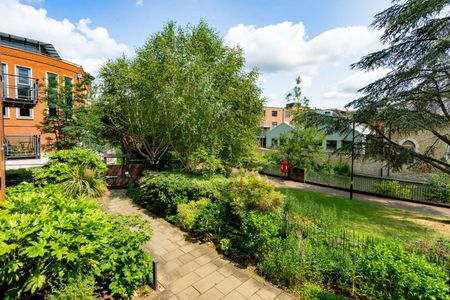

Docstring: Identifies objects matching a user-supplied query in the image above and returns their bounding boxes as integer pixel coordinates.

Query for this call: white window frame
[3,106,10,119]
[1,63,8,97]
[14,65,32,100]
[16,107,34,120]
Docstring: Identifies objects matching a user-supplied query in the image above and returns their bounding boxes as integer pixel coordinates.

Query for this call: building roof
[0,32,61,60]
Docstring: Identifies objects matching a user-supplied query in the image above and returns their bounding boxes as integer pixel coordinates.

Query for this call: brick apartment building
[0,32,87,165]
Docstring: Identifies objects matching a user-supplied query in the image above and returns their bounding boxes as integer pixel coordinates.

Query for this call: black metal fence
[260,164,450,206]
[306,171,443,205]
[4,135,41,159]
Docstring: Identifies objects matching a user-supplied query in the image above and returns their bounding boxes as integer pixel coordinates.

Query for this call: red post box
[280,161,289,174]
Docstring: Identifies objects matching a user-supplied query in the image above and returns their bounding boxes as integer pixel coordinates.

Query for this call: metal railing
[1,73,39,104]
[4,135,40,159]
[305,171,442,204]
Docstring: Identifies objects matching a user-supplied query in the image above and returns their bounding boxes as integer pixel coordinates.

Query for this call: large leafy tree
[322,0,450,174]
[97,21,263,168]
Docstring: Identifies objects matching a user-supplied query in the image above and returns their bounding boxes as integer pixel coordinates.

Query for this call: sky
[0,0,391,109]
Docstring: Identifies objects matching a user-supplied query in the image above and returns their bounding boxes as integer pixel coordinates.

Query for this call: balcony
[4,135,41,159]
[1,74,39,107]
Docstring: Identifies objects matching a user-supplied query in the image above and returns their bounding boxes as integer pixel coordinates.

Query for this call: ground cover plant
[0,183,153,299]
[131,170,449,299]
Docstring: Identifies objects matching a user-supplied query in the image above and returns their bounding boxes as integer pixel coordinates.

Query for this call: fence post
[350,121,355,199]
[152,259,159,290]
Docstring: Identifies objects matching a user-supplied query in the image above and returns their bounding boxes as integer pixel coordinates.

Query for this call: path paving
[266,175,450,218]
[100,190,297,300]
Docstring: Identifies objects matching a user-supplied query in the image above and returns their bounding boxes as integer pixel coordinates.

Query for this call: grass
[280,188,450,243]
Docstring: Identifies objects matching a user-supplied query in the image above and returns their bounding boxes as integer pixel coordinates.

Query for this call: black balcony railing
[4,135,41,159]
[1,74,39,106]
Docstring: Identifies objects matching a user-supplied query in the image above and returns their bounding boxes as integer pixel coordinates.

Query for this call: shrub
[257,234,301,287]
[425,173,450,204]
[354,242,449,299]
[228,171,284,219]
[193,201,228,240]
[333,161,350,176]
[0,184,153,299]
[5,168,34,187]
[34,148,107,186]
[138,172,228,217]
[373,180,413,198]
[241,211,282,259]
[177,198,211,230]
[47,278,97,300]
[320,160,335,175]
[62,165,107,198]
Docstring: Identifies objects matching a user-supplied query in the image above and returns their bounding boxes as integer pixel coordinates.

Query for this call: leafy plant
[5,168,34,187]
[373,180,413,198]
[425,173,450,204]
[47,278,98,300]
[34,148,107,186]
[62,165,107,198]
[0,184,153,299]
[228,171,284,219]
[177,198,211,230]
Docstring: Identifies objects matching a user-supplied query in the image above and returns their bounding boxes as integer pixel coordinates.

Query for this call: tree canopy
[97,21,264,169]
[318,0,450,174]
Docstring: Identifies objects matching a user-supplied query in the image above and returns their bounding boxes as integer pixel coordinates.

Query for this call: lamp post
[350,120,355,199]
[0,71,6,200]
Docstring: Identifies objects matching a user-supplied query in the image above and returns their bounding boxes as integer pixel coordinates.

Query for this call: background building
[0,32,87,168]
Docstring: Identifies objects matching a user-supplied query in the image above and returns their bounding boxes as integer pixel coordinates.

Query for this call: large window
[1,64,7,97]
[47,72,59,117]
[3,106,9,118]
[16,107,33,119]
[272,110,278,117]
[16,66,31,100]
[402,140,417,163]
[64,76,74,119]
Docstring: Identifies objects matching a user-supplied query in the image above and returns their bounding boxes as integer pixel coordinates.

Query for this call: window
[326,140,337,150]
[272,110,278,117]
[272,122,278,128]
[63,77,74,119]
[47,73,59,116]
[1,63,7,97]
[16,107,33,119]
[16,66,31,100]
[3,106,9,118]
[284,111,290,118]
[402,140,417,163]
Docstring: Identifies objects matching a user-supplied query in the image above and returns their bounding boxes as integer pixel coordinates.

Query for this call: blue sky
[1,0,391,108]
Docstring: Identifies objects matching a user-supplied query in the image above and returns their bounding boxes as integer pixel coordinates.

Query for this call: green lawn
[280,188,450,242]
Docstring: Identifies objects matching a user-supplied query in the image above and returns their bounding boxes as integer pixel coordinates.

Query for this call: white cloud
[0,0,129,74]
[135,0,144,6]
[224,21,380,76]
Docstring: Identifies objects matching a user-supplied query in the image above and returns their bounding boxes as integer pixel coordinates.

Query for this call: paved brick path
[100,190,297,300]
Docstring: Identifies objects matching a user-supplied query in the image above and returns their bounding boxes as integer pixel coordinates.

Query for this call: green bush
[373,180,413,198]
[177,198,211,230]
[354,242,449,299]
[228,171,284,219]
[138,171,228,217]
[5,168,34,187]
[241,211,282,259]
[257,234,301,287]
[193,201,228,240]
[333,161,350,176]
[34,148,107,186]
[47,278,97,300]
[0,184,153,299]
[426,173,450,204]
